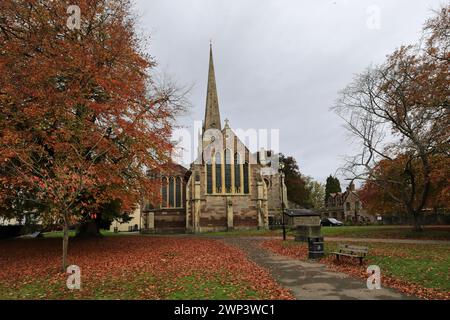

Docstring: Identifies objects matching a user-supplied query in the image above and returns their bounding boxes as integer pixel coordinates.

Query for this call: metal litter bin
[308,236,324,259]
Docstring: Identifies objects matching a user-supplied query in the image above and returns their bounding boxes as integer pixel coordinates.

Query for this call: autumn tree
[334,6,449,230]
[0,0,186,270]
[360,154,450,217]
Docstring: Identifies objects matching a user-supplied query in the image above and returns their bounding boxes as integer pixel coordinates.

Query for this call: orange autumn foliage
[0,1,185,268]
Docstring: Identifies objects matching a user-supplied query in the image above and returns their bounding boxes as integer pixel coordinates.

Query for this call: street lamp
[279,162,286,241]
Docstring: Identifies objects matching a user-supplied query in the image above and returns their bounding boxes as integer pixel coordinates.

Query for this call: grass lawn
[207,225,450,240]
[320,225,450,240]
[262,239,450,299]
[41,229,132,238]
[205,229,278,237]
[325,242,450,292]
[0,236,292,300]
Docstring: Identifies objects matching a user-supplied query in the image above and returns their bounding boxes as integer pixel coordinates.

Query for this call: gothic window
[215,152,222,193]
[346,202,351,210]
[243,161,249,194]
[234,152,241,193]
[225,149,232,193]
[175,177,182,207]
[168,177,175,207]
[206,160,213,194]
[161,177,167,207]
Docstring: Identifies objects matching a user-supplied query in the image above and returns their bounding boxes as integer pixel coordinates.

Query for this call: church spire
[203,42,221,131]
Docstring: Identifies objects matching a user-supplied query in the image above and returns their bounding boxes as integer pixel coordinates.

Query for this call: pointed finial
[224,118,229,128]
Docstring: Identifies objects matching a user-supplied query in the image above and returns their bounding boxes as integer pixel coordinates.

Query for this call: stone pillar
[193,180,201,233]
[185,183,191,230]
[257,181,266,229]
[147,212,154,230]
[226,197,233,230]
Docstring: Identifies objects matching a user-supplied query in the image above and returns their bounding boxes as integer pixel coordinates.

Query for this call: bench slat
[333,244,369,266]
[331,252,364,258]
[341,249,368,254]
[338,244,368,254]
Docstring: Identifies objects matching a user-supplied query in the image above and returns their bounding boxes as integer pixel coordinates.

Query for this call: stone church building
[111,46,286,234]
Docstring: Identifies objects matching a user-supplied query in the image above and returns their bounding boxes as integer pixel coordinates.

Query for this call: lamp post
[279,162,286,241]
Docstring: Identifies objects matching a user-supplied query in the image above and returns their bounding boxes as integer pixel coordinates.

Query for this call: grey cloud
[135,0,444,183]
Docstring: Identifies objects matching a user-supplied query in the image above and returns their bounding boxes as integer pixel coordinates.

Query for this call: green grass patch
[205,225,450,240]
[204,229,281,237]
[321,225,450,240]
[205,228,298,238]
[323,241,450,292]
[164,274,260,300]
[91,272,158,300]
[41,229,133,238]
[0,271,264,300]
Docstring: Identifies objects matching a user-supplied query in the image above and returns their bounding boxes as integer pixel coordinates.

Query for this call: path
[216,237,413,300]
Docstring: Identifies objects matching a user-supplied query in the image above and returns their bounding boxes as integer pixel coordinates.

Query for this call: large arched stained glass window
[234,152,241,193]
[225,149,232,193]
[168,177,175,207]
[215,152,222,193]
[175,177,182,207]
[243,161,249,194]
[161,177,168,207]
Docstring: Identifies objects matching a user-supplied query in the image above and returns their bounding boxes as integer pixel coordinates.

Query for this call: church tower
[203,44,221,132]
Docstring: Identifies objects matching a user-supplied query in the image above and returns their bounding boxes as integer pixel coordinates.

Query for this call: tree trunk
[75,220,101,238]
[62,215,69,272]
[412,210,423,232]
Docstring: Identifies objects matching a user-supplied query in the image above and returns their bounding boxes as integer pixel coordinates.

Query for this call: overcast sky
[134,0,446,184]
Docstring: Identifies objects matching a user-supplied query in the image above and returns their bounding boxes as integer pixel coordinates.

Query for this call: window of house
[346,202,350,210]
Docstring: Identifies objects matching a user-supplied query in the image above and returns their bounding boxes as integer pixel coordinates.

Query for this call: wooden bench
[331,244,368,265]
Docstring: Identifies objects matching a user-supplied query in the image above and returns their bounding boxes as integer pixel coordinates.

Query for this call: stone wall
[186,161,265,233]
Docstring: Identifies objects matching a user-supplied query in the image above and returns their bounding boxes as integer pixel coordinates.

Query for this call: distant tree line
[279,154,325,210]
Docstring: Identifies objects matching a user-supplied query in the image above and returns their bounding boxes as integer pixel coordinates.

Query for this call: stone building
[322,182,374,223]
[141,163,189,233]
[115,45,287,234]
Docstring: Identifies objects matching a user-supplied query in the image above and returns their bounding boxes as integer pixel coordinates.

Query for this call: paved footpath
[216,237,414,300]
